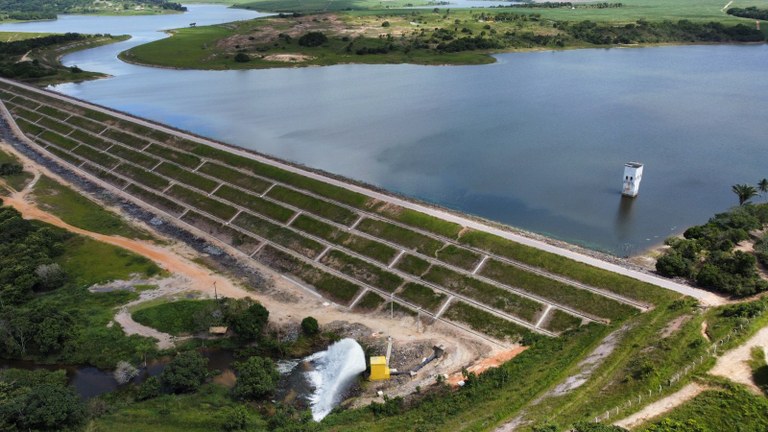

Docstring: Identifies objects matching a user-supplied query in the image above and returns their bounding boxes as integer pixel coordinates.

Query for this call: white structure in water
[622,162,643,197]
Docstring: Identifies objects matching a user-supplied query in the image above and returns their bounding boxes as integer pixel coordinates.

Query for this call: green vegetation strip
[443,301,531,342]
[320,249,403,292]
[189,144,371,207]
[7,103,42,123]
[542,308,583,334]
[69,129,111,150]
[80,163,128,189]
[291,214,397,264]
[395,253,431,276]
[398,282,446,313]
[233,212,324,258]
[480,259,636,322]
[36,104,70,121]
[71,144,120,170]
[125,184,185,216]
[435,244,482,271]
[103,128,149,149]
[354,291,385,311]
[144,144,201,168]
[44,145,82,166]
[13,118,44,136]
[39,130,79,150]
[197,162,271,194]
[36,116,73,135]
[356,217,444,256]
[368,201,464,239]
[167,184,236,221]
[67,114,106,134]
[214,184,294,223]
[181,210,261,254]
[267,184,357,225]
[156,162,218,193]
[460,229,670,304]
[108,144,160,169]
[422,264,543,322]
[258,245,361,303]
[114,163,170,190]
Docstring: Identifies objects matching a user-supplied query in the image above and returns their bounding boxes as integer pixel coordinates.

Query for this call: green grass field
[132,299,219,336]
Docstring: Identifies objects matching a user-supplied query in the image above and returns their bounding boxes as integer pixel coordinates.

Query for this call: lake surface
[1,6,766,255]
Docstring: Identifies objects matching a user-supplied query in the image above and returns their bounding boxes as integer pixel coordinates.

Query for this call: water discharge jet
[305,338,366,421]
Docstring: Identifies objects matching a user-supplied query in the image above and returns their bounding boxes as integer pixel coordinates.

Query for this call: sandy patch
[263,53,314,63]
[613,382,708,429]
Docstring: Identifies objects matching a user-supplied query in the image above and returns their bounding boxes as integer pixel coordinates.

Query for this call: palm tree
[758,178,768,201]
[732,183,758,206]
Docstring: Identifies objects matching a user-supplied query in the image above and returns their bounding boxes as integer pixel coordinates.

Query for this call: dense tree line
[0,33,93,80]
[0,369,86,431]
[559,19,764,45]
[656,204,768,296]
[727,7,768,21]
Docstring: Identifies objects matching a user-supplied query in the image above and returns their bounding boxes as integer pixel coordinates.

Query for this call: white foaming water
[305,338,366,421]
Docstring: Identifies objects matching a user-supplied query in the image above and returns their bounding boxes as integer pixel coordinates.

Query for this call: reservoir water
[1,6,766,254]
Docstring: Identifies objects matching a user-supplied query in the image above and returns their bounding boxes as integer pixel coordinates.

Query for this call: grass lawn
[156,162,218,193]
[354,290,385,311]
[132,299,219,336]
[395,253,431,277]
[542,309,583,334]
[31,175,152,239]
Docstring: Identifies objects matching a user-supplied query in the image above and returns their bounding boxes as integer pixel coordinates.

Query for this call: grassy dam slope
[0,78,687,345]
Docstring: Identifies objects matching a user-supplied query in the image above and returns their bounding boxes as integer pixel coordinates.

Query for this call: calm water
[1,6,766,255]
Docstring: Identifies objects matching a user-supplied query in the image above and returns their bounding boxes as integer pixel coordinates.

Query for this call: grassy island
[119,0,767,70]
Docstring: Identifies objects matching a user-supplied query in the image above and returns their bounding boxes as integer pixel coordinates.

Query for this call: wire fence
[593,315,759,424]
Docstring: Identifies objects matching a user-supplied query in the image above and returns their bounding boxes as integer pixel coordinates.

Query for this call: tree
[226,300,269,341]
[14,384,85,431]
[382,21,390,27]
[301,316,319,336]
[234,52,250,63]
[732,183,758,205]
[160,351,208,393]
[114,361,139,384]
[298,32,327,47]
[232,356,279,400]
[759,178,768,201]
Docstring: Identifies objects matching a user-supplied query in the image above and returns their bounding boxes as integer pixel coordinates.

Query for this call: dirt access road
[614,323,768,429]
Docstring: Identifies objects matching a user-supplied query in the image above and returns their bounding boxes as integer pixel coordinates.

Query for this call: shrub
[382,21,390,27]
[234,52,250,63]
[136,376,161,401]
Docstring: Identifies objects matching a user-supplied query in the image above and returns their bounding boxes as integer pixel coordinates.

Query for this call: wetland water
[1,6,767,254]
